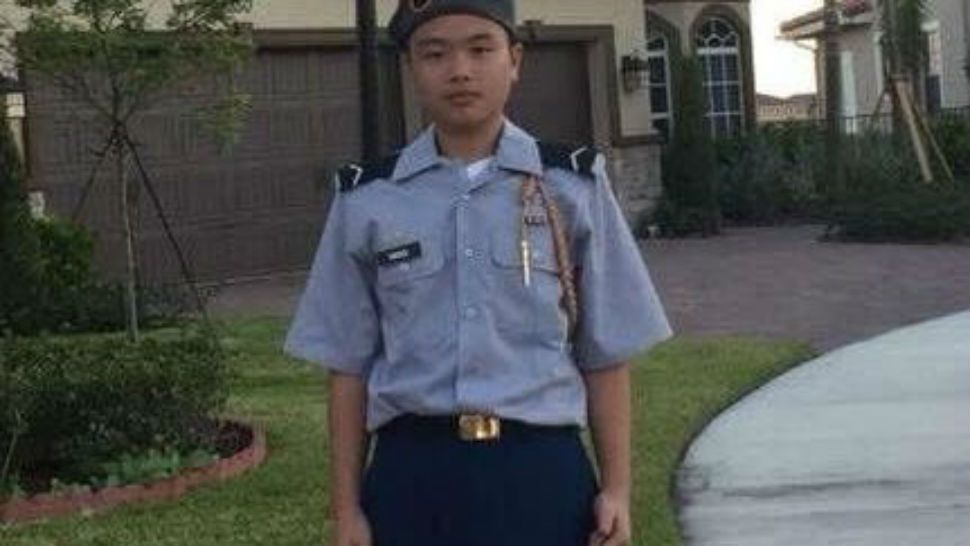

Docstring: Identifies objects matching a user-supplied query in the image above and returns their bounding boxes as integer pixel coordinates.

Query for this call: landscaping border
[0,421,266,524]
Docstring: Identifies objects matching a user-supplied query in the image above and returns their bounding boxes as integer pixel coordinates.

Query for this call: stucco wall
[929,0,970,108]
[839,28,881,117]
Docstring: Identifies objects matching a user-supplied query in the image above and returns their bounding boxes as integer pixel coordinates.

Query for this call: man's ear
[509,42,524,83]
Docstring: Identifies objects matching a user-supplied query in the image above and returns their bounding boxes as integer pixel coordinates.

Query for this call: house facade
[781,0,970,126]
[1,1,753,282]
[644,1,757,139]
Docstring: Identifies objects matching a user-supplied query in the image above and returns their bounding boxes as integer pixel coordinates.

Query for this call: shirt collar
[391,118,544,183]
[494,119,544,177]
[391,125,443,182]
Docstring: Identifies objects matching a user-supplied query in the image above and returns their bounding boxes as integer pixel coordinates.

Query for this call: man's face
[406,14,523,133]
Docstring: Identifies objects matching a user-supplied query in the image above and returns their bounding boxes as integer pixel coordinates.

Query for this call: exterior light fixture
[620,50,650,93]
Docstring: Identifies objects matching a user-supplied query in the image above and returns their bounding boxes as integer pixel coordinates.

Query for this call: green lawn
[0,317,812,546]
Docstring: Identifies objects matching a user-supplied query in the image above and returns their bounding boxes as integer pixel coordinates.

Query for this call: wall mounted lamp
[620,50,650,93]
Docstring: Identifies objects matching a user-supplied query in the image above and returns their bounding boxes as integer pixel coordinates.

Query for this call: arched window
[646,32,673,138]
[695,17,744,137]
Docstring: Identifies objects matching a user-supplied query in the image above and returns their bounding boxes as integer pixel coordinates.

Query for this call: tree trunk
[117,137,140,343]
[823,0,842,197]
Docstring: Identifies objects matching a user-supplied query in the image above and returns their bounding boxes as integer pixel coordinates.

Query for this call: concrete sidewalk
[677,311,970,546]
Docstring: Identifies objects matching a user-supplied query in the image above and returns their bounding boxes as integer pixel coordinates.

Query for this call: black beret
[388,0,517,48]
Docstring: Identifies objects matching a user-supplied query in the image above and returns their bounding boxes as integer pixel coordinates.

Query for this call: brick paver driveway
[642,225,970,350]
[211,225,970,351]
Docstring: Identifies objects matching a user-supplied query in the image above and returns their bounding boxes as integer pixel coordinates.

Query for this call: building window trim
[695,16,745,138]
[646,32,674,138]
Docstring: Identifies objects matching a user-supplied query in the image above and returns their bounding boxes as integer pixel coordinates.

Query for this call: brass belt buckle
[458,414,501,441]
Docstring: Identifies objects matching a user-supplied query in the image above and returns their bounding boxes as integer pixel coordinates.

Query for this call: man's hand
[333,506,373,546]
[589,489,632,546]
[328,372,371,546]
[583,363,633,546]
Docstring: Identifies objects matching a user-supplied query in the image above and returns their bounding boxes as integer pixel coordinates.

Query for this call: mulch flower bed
[0,420,266,524]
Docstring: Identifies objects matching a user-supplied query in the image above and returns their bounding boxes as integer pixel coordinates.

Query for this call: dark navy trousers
[361,415,599,546]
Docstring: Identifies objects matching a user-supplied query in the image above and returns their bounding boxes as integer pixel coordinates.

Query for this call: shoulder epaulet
[337,153,401,193]
[536,141,600,180]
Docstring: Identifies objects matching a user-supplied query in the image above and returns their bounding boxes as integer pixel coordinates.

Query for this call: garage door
[507,42,593,145]
[25,44,403,283]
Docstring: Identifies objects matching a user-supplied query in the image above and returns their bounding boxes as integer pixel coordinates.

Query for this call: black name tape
[376,242,422,266]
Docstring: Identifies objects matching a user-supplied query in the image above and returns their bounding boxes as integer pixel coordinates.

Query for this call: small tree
[653,56,721,237]
[1,0,254,341]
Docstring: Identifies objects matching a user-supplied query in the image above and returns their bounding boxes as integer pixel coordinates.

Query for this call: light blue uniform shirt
[285,120,672,432]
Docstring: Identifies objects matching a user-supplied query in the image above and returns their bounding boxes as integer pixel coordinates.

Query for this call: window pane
[648,57,667,84]
[715,20,730,36]
[730,114,744,135]
[711,55,725,82]
[650,87,669,113]
[712,85,727,112]
[725,55,740,82]
[727,84,741,110]
[698,54,708,74]
[653,118,670,139]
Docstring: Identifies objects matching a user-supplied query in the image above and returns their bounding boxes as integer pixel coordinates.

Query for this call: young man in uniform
[285,1,672,545]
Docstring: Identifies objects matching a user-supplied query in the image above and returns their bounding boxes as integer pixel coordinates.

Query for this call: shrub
[653,57,721,237]
[0,330,228,494]
[2,110,199,336]
[930,111,970,180]
[716,125,823,225]
[825,131,970,241]
[1,213,196,336]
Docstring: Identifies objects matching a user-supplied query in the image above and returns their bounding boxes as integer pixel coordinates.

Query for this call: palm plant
[876,0,953,183]
[881,0,928,83]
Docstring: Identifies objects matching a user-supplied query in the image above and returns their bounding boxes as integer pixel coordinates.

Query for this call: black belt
[377,413,580,442]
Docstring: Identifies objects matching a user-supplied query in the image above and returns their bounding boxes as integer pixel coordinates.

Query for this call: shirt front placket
[452,162,503,411]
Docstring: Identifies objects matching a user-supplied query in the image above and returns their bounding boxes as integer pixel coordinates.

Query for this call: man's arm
[583,361,633,546]
[328,371,373,546]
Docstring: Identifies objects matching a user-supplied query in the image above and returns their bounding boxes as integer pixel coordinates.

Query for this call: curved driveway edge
[677,311,970,546]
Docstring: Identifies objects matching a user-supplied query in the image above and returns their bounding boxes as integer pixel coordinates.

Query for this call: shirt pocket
[375,238,445,288]
[490,229,568,346]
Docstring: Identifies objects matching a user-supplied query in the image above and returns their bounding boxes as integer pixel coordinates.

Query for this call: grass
[0,317,813,546]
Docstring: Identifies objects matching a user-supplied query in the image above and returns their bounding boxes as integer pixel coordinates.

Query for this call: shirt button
[464,248,475,258]
[464,306,478,319]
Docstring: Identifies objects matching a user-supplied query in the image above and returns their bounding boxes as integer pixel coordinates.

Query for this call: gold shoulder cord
[520,176,580,340]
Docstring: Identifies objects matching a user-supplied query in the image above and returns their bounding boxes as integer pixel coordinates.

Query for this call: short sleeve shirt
[285,120,672,431]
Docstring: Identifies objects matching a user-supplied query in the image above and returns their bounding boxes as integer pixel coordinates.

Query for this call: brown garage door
[507,42,593,144]
[25,43,403,284]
